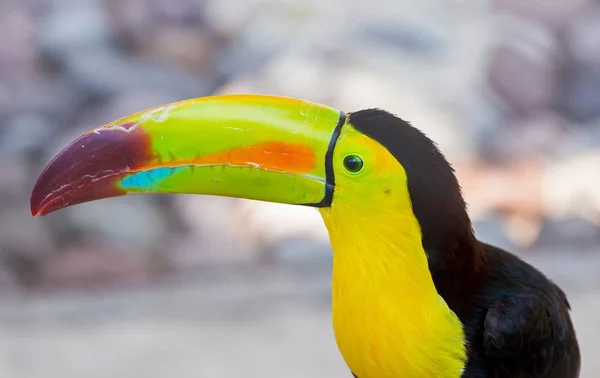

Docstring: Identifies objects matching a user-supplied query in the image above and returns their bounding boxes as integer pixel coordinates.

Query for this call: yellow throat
[319,203,467,378]
[317,125,467,378]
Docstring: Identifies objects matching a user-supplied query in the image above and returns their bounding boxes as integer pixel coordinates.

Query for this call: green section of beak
[30,94,345,216]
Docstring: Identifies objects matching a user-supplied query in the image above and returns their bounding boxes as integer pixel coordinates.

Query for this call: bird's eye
[343,154,364,174]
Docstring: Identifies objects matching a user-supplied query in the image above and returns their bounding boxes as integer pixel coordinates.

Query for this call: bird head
[30,94,472,266]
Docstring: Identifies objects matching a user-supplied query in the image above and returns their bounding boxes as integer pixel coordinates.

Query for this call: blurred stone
[64,196,166,251]
[0,250,41,288]
[260,52,332,101]
[553,120,600,157]
[473,216,519,253]
[236,200,329,245]
[558,64,600,122]
[202,0,256,34]
[536,217,600,248]
[540,151,600,224]
[168,196,263,269]
[492,0,593,30]
[0,77,77,122]
[0,4,37,79]
[104,90,188,115]
[139,26,220,70]
[1,114,55,157]
[461,89,511,150]
[457,158,546,221]
[0,207,54,287]
[503,214,544,248]
[147,0,206,24]
[0,261,16,290]
[215,4,324,79]
[271,237,331,272]
[488,40,558,114]
[105,0,208,50]
[168,234,259,270]
[0,208,55,260]
[0,160,28,202]
[168,197,331,270]
[481,111,567,161]
[331,67,476,160]
[357,23,447,56]
[42,243,153,289]
[36,2,112,60]
[581,120,600,149]
[104,0,152,49]
[561,8,600,67]
[62,47,216,100]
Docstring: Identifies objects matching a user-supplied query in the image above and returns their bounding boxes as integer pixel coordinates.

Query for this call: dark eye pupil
[343,155,364,173]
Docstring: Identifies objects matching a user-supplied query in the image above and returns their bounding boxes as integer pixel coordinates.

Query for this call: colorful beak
[30,94,346,217]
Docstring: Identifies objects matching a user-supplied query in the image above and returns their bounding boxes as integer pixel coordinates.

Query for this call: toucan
[30,94,580,378]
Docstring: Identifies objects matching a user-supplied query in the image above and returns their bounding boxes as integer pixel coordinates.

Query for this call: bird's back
[456,242,581,378]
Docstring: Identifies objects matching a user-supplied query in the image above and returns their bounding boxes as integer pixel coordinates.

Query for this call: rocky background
[0,0,599,377]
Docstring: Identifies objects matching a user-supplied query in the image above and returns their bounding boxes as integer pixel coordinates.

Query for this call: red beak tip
[31,207,43,217]
[30,200,43,218]
[30,185,56,218]
[30,194,63,218]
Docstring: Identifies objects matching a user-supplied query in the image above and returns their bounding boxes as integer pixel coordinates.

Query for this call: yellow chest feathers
[320,206,467,378]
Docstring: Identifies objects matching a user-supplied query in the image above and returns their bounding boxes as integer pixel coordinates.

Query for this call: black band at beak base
[304,111,346,208]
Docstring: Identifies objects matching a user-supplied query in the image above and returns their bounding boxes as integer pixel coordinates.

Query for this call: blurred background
[1,0,599,376]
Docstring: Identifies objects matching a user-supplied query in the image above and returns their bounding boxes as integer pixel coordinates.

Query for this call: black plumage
[347,109,580,378]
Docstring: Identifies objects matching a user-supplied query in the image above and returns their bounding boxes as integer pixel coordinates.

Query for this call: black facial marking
[305,110,346,208]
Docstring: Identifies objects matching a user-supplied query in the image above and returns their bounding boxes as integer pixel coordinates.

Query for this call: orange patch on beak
[146,142,317,174]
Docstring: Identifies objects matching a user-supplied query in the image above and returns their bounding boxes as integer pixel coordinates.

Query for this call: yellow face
[327,123,412,214]
[318,121,467,378]
[318,122,427,275]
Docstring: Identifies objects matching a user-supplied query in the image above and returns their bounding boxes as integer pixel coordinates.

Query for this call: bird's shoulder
[477,242,580,378]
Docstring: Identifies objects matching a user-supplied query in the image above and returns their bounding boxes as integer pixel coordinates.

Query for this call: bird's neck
[319,204,467,378]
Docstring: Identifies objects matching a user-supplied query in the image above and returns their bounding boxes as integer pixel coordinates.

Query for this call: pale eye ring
[343,154,364,174]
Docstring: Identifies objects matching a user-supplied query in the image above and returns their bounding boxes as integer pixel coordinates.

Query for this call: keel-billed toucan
[30,95,580,377]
